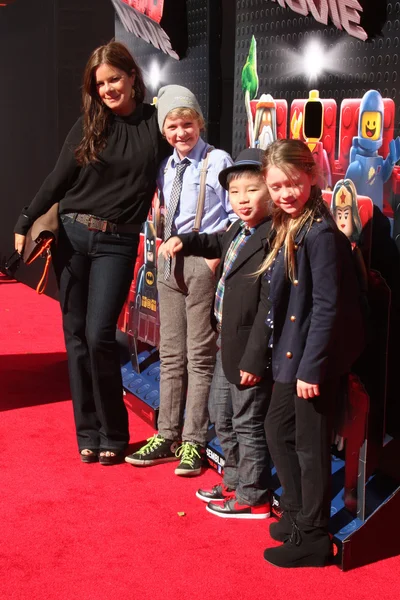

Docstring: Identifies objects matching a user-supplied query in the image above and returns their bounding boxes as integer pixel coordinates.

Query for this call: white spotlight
[149,61,161,90]
[281,38,348,83]
[303,40,325,81]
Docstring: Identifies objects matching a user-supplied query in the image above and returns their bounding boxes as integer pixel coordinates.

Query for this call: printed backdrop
[232,0,400,156]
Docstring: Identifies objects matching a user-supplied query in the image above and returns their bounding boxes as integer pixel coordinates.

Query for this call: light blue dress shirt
[157,137,236,235]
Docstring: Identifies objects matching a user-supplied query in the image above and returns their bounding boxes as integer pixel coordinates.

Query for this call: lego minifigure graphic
[127,221,161,372]
[136,221,158,317]
[346,89,400,211]
[331,179,362,245]
[330,179,368,301]
[129,220,161,367]
[330,180,369,515]
[303,90,332,188]
[253,94,277,150]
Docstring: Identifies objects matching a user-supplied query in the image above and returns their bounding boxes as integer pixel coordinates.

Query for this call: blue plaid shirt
[214,222,256,325]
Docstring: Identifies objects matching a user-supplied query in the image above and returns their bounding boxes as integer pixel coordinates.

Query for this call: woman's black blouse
[14,103,170,235]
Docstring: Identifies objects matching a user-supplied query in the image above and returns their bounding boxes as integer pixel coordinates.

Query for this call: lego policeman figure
[346,89,400,211]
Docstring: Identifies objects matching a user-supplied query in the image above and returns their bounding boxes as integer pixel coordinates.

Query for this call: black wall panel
[0,1,57,285]
[0,0,114,295]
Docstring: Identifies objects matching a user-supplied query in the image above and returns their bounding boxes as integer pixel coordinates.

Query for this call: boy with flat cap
[161,148,274,519]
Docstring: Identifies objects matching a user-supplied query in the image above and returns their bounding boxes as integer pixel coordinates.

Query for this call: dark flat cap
[219,147,264,190]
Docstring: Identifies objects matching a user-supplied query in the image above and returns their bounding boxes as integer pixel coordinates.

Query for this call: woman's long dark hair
[75,41,146,166]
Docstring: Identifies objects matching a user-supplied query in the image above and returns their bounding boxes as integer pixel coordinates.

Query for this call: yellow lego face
[361,111,382,141]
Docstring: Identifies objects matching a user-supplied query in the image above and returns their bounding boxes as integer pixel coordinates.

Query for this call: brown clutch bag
[22,203,59,294]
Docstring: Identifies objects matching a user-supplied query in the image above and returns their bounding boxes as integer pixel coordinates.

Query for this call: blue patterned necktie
[164,158,189,280]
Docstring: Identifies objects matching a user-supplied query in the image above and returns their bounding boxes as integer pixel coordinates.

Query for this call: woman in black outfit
[14,41,168,465]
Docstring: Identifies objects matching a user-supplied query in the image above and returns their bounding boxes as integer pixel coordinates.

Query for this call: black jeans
[265,380,337,529]
[53,215,139,451]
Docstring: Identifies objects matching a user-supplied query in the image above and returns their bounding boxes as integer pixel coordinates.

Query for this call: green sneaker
[174,442,203,477]
[125,434,179,466]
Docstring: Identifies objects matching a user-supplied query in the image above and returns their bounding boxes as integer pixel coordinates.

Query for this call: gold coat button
[293,279,299,286]
[286,351,293,359]
[316,217,322,223]
[294,244,298,250]
[290,315,296,322]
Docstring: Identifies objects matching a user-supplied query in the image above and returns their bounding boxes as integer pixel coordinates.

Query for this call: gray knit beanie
[157,85,203,132]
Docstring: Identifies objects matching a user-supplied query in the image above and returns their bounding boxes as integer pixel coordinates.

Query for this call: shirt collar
[239,220,256,236]
[172,137,207,167]
[239,217,271,236]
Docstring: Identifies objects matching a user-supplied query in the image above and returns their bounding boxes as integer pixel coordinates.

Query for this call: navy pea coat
[179,218,272,385]
[267,214,365,384]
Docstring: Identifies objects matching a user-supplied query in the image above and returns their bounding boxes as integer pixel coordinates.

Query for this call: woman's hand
[297,379,320,399]
[240,370,261,386]
[160,237,182,259]
[14,234,26,255]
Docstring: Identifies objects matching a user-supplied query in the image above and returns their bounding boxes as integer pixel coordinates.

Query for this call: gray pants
[157,254,217,446]
[209,345,273,505]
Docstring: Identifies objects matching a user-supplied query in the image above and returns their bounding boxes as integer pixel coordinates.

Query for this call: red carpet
[1,274,400,600]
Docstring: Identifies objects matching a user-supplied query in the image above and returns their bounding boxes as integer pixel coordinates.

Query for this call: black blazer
[179,218,272,384]
[267,213,365,384]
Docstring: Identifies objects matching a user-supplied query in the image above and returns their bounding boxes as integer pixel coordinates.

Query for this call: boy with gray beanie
[126,85,235,476]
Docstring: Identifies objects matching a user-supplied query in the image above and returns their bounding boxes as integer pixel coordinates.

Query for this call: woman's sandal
[99,449,126,466]
[80,449,99,464]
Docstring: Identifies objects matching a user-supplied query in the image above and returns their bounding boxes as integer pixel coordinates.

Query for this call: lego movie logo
[269,0,368,41]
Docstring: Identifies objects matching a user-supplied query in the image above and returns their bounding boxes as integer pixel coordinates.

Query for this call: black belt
[64,213,142,234]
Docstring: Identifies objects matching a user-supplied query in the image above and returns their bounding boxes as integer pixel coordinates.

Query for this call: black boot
[269,511,295,542]
[264,522,332,568]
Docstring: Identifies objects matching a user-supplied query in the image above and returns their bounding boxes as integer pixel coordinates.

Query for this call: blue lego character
[346,89,400,211]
